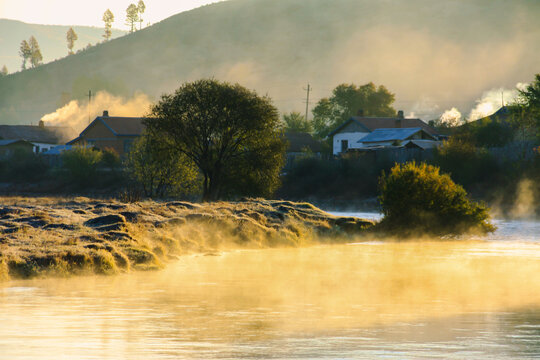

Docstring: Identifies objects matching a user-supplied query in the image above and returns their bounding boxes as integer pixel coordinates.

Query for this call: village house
[357,127,438,148]
[328,110,440,155]
[67,111,145,156]
[0,121,74,154]
[67,111,323,159]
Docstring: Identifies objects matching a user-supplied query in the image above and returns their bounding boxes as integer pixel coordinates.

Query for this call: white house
[329,112,440,155]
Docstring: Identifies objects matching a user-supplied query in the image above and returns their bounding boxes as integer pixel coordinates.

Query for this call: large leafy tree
[66,27,78,55]
[126,132,199,198]
[144,79,286,201]
[102,9,114,41]
[125,4,139,33]
[19,40,31,69]
[0,65,7,77]
[28,36,42,68]
[312,82,396,138]
[282,111,313,133]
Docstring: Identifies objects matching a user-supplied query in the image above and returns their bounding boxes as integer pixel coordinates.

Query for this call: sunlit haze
[0,0,225,27]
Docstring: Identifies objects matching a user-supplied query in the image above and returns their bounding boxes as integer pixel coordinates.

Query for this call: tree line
[10,1,147,74]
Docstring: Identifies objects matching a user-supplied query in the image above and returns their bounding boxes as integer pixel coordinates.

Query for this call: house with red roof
[67,111,145,156]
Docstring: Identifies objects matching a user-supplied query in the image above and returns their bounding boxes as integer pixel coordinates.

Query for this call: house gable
[80,118,117,139]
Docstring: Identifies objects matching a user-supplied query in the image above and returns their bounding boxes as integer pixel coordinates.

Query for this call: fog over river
[1,214,539,359]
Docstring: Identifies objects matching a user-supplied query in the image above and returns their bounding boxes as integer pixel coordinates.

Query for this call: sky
[0,0,225,28]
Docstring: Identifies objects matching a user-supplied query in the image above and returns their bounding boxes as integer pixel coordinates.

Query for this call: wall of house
[31,143,57,153]
[74,120,138,156]
[333,132,369,155]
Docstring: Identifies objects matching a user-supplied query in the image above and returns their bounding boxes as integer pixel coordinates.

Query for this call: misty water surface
[0,215,539,359]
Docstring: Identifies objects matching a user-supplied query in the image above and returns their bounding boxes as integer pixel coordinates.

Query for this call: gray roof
[358,127,434,143]
[0,139,34,146]
[0,125,75,144]
[329,116,439,137]
[403,140,440,150]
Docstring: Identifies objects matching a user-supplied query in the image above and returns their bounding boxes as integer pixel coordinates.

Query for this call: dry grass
[0,197,374,280]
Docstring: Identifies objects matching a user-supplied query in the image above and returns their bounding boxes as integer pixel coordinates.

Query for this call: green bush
[62,146,103,186]
[433,137,500,187]
[0,149,49,182]
[378,161,495,236]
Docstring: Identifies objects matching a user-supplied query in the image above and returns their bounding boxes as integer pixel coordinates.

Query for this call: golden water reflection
[1,240,540,359]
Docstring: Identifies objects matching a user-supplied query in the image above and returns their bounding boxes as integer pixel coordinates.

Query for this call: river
[1,214,539,359]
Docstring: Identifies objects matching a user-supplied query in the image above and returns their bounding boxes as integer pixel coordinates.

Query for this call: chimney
[357,109,364,117]
[397,110,404,119]
[38,120,44,128]
[102,110,109,117]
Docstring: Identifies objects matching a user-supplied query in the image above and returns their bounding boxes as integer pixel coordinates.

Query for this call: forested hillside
[0,19,125,74]
[1,0,539,125]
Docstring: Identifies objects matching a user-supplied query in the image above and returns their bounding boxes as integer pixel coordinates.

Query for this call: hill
[0,19,126,75]
[0,0,539,125]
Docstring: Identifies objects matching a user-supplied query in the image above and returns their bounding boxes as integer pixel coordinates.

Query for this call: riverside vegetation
[0,197,373,281]
[0,162,496,281]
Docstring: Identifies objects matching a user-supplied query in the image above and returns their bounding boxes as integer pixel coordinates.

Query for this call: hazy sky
[0,0,225,27]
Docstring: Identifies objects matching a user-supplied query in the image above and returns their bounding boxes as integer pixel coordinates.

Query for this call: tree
[125,4,139,33]
[126,132,199,198]
[515,73,540,141]
[312,82,396,138]
[19,40,31,70]
[28,36,42,68]
[66,27,78,55]
[137,0,146,30]
[102,9,115,41]
[0,65,7,76]
[378,161,495,236]
[144,79,286,201]
[62,146,103,186]
[282,111,313,133]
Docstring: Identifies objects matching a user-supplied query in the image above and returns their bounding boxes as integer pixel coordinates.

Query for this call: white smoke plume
[41,91,153,133]
[438,107,463,127]
[467,83,527,121]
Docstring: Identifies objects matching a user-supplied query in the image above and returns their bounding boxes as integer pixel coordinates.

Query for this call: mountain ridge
[0,0,539,125]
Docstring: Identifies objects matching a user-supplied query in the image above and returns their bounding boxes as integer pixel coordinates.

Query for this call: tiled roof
[0,125,74,144]
[99,116,146,136]
[329,116,439,137]
[403,139,440,150]
[358,127,429,143]
[0,139,33,146]
[351,116,439,135]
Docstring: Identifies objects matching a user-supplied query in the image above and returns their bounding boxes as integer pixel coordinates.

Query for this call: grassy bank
[0,197,374,281]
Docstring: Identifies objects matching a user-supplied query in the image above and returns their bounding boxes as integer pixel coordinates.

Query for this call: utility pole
[304,83,311,121]
[501,90,505,108]
[88,90,92,122]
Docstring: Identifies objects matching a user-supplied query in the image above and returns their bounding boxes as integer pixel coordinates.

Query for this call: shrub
[378,161,495,236]
[433,137,500,187]
[0,149,49,182]
[62,146,103,186]
[100,147,121,169]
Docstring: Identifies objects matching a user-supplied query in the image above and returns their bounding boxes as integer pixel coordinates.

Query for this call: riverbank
[0,197,374,281]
